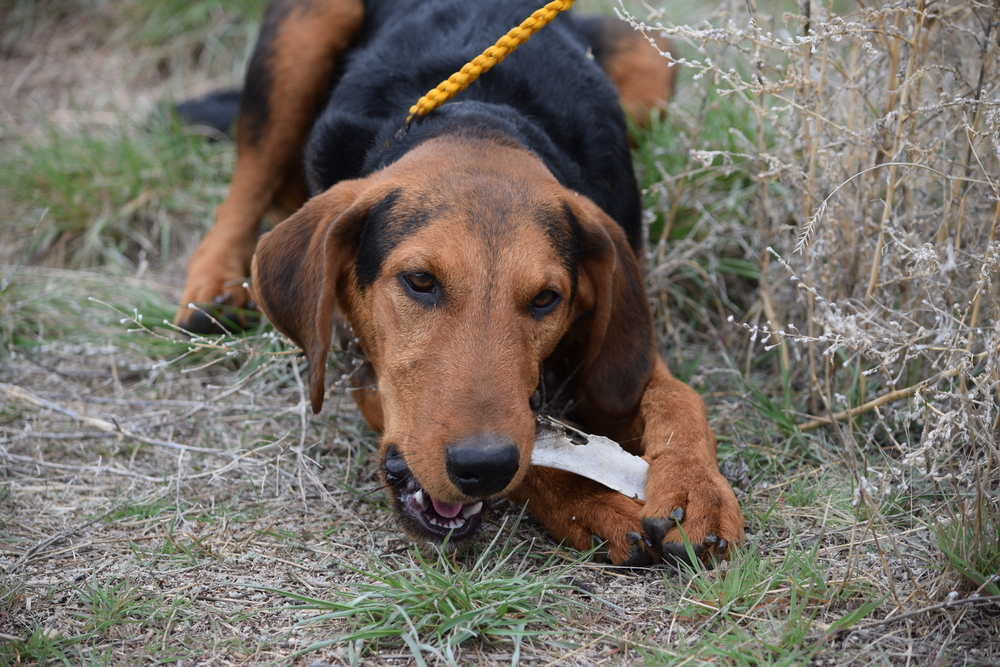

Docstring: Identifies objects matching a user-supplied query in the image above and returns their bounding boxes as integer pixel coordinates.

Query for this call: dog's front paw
[175,282,258,334]
[175,262,258,334]
[565,484,655,567]
[588,528,654,568]
[516,471,657,567]
[640,460,744,567]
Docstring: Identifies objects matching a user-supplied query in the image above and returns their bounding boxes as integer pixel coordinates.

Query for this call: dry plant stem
[963,201,999,383]
[865,0,926,305]
[809,14,834,405]
[1,451,162,481]
[799,365,965,432]
[798,0,822,408]
[656,173,686,265]
[755,78,790,377]
[7,504,121,571]
[758,258,789,376]
[952,20,994,253]
[830,595,1000,637]
[856,0,926,408]
[0,382,228,457]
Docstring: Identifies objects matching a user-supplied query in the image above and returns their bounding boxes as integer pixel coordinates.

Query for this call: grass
[936,497,1000,598]
[0,115,233,272]
[1,0,999,665]
[269,516,591,666]
[124,0,268,48]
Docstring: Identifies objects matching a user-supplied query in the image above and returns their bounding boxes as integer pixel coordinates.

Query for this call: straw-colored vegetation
[1,0,997,664]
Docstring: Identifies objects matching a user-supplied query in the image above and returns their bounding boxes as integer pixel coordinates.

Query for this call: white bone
[531,416,648,501]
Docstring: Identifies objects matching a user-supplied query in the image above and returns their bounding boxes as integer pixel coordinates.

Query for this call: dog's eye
[530,289,561,316]
[399,271,442,307]
[404,272,436,293]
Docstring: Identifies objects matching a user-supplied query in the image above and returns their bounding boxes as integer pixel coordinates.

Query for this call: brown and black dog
[174,0,743,566]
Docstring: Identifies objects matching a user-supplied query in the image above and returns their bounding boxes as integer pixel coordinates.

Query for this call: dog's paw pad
[641,507,685,544]
[660,540,703,566]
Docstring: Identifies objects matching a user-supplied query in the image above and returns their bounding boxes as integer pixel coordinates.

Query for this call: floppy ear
[571,196,655,420]
[251,177,371,413]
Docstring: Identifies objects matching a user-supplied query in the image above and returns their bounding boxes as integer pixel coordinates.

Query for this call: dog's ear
[570,196,655,420]
[251,177,372,413]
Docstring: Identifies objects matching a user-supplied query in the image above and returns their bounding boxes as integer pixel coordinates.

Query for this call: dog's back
[304,0,642,247]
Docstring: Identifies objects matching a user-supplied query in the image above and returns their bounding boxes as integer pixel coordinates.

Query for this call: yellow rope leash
[406,0,576,123]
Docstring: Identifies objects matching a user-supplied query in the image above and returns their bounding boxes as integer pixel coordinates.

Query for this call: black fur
[355,189,432,289]
[304,0,642,252]
[178,1,644,252]
[175,89,241,137]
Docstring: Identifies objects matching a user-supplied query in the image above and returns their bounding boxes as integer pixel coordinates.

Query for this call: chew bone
[531,416,649,500]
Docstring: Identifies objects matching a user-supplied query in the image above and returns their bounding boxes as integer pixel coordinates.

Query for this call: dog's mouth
[382,445,485,544]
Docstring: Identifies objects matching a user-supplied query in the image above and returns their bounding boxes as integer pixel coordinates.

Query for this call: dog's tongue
[431,497,464,518]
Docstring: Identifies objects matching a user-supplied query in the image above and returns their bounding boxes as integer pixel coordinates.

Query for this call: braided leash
[405,0,576,123]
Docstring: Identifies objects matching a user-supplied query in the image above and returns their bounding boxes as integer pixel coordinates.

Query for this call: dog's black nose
[446,435,520,498]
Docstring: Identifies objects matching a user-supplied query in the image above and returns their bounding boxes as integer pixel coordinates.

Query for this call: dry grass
[2,0,999,665]
[629,0,999,578]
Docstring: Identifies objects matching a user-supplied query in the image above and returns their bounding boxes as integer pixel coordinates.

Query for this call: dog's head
[252,136,652,546]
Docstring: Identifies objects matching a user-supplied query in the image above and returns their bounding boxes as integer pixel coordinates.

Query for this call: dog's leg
[578,16,675,127]
[337,318,385,432]
[175,0,364,333]
[515,362,743,567]
[636,357,745,563]
[506,467,655,566]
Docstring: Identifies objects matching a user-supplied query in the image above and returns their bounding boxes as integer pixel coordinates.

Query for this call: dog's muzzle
[382,444,494,545]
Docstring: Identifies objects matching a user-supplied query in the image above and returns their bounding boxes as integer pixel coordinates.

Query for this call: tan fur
[188,4,741,564]
[251,137,744,562]
[601,24,677,126]
[175,0,364,325]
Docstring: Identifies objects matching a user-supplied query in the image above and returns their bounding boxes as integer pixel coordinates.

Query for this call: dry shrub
[628,0,999,585]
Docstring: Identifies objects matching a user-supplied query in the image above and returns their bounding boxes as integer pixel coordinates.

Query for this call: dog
[174,0,744,566]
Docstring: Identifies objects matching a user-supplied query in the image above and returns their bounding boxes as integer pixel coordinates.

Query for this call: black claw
[717,539,728,552]
[642,517,673,545]
[590,534,609,564]
[620,531,654,567]
[670,507,685,523]
[704,533,718,546]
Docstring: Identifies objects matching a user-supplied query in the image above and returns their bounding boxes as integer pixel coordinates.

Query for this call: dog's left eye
[399,271,442,307]
[404,272,436,292]
[530,289,561,316]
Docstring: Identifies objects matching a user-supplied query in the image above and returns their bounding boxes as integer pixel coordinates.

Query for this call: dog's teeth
[427,515,466,530]
[414,489,429,510]
[461,502,484,518]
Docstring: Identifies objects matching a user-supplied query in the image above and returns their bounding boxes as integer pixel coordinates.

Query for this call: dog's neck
[362,101,586,195]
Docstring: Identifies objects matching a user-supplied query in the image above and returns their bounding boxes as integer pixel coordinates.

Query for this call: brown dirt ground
[2,2,999,666]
